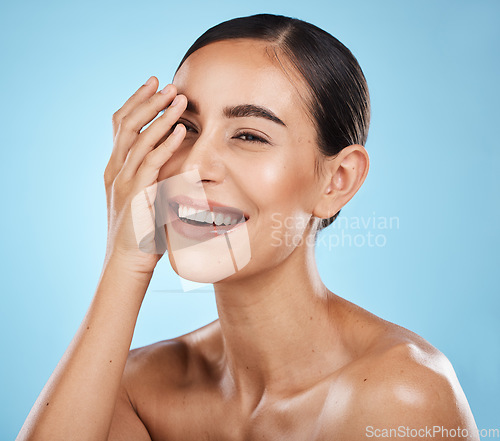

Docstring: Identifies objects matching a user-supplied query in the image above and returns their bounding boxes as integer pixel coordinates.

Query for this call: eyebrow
[223,104,286,127]
[185,99,286,127]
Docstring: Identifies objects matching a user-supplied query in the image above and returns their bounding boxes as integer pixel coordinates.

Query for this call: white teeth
[194,211,205,222]
[215,213,224,225]
[176,202,243,226]
[204,211,213,224]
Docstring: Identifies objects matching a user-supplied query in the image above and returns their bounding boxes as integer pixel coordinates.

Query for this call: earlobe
[313,144,369,220]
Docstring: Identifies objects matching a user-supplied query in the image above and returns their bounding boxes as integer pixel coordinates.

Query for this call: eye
[234,132,269,144]
[173,120,197,133]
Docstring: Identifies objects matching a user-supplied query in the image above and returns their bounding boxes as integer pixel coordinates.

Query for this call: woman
[18,14,478,440]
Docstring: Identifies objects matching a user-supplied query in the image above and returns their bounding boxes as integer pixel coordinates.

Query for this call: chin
[165,224,252,284]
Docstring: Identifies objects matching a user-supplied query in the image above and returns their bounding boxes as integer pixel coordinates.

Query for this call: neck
[213,237,344,407]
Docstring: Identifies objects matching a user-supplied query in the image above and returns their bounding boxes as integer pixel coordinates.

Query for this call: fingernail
[173,123,183,135]
[160,84,172,95]
[171,95,181,107]
[145,76,154,86]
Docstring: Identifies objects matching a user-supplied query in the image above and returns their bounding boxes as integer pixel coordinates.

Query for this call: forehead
[173,39,311,124]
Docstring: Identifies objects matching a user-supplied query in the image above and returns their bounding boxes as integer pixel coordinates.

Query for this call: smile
[166,196,249,240]
[174,202,245,227]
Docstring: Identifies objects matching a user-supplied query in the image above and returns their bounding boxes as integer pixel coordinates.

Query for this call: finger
[120,95,188,179]
[133,124,186,191]
[112,76,158,140]
[107,84,178,182]
[106,77,158,183]
[112,85,177,163]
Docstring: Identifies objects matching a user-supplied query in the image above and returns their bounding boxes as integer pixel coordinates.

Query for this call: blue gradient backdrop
[1,0,498,438]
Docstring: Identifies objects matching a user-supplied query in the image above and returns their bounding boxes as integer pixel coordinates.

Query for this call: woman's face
[158,39,325,283]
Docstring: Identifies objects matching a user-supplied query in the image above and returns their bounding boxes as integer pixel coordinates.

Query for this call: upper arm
[107,347,154,441]
[107,383,151,441]
[107,339,190,440]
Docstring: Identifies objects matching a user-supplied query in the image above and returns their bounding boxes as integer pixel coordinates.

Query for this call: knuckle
[112,110,122,126]
[120,114,139,134]
[103,166,113,184]
[112,174,126,195]
[145,94,157,108]
[104,177,114,193]
[142,152,156,168]
[120,114,132,130]
[103,173,112,187]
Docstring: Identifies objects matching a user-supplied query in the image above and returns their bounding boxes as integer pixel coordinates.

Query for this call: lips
[166,195,249,241]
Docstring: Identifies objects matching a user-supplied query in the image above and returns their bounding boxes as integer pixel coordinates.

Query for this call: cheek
[246,154,316,224]
[265,151,313,193]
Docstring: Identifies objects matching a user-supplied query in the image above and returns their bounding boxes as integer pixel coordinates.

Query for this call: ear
[313,144,369,220]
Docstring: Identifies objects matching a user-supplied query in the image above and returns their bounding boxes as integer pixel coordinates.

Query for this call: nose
[179,133,225,185]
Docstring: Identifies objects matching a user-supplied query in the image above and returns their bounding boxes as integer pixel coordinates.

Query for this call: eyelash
[234,131,268,144]
[173,121,269,144]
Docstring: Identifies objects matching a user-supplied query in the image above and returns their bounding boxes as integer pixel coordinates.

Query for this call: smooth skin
[18,39,479,441]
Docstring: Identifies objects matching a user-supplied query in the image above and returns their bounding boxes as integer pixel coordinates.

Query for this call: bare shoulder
[123,338,189,385]
[121,320,221,403]
[321,304,479,440]
[112,320,223,439]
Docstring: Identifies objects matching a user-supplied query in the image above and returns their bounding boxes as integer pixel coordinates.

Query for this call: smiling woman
[17,14,479,441]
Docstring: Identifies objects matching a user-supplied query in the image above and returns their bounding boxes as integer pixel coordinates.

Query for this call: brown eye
[235,132,268,144]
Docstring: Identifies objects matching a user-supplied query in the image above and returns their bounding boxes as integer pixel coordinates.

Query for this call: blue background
[1,0,498,438]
